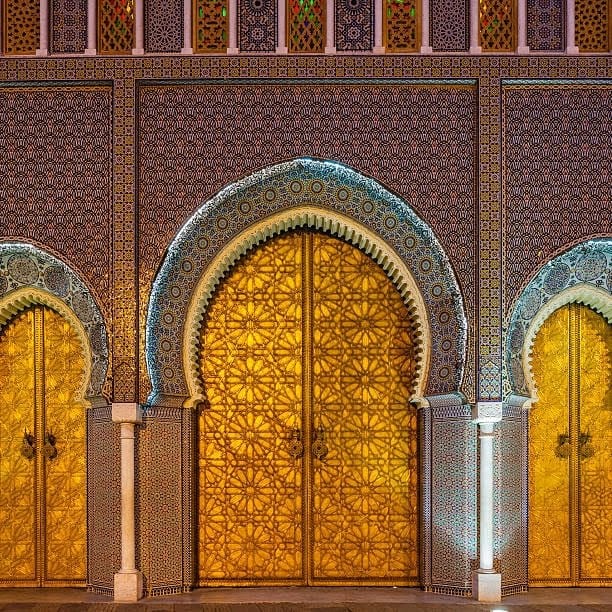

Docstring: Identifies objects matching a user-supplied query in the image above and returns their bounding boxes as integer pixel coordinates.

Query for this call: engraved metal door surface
[0,306,87,586]
[529,303,612,586]
[198,230,419,586]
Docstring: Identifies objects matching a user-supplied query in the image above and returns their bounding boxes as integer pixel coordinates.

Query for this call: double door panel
[0,306,87,586]
[529,303,612,586]
[198,231,419,585]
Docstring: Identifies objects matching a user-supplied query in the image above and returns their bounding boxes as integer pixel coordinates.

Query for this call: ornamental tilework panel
[145,0,183,52]
[430,0,469,51]
[138,82,477,403]
[87,405,121,595]
[526,0,564,51]
[50,0,87,53]
[239,0,276,51]
[0,85,113,323]
[503,85,612,313]
[335,0,374,51]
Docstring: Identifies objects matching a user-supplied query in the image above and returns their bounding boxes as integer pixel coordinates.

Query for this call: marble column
[36,0,49,56]
[112,403,143,602]
[325,0,336,53]
[566,0,579,53]
[517,0,529,53]
[420,0,433,53]
[85,0,97,54]
[373,0,385,52]
[182,0,194,53]
[228,0,240,53]
[277,0,288,53]
[472,401,502,602]
[133,0,145,54]
[469,0,482,53]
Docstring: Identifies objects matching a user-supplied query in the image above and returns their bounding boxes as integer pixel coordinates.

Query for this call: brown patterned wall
[503,84,612,316]
[137,81,478,403]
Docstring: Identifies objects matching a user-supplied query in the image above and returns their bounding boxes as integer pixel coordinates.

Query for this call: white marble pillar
[36,0,49,56]
[373,0,384,52]
[133,0,145,54]
[469,0,482,53]
[420,0,433,53]
[277,0,288,53]
[112,403,143,602]
[566,0,579,53]
[472,401,502,602]
[182,0,194,53]
[85,0,97,54]
[517,0,529,53]
[228,0,240,53]
[325,0,336,53]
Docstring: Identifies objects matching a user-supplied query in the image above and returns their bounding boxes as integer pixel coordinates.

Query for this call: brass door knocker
[554,433,571,459]
[312,425,328,461]
[287,428,304,459]
[21,429,35,460]
[579,431,594,460]
[43,431,58,460]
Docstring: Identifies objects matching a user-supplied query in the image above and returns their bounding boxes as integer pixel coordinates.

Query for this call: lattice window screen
[335,0,373,51]
[384,0,419,52]
[98,0,135,53]
[575,0,609,51]
[194,0,228,52]
[479,0,515,51]
[145,0,182,52]
[50,0,87,53]
[238,0,276,51]
[431,0,469,50]
[288,0,325,52]
[3,0,40,55]
[526,0,564,50]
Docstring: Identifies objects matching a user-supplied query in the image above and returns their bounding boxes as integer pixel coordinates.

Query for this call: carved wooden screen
[0,307,87,586]
[529,303,612,586]
[98,0,135,53]
[288,0,325,52]
[479,0,515,51]
[198,230,419,585]
[50,0,87,53]
[575,0,609,51]
[384,0,419,51]
[2,0,40,55]
[194,0,228,52]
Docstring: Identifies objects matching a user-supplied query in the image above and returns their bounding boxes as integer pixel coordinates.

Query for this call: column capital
[112,402,143,424]
[472,400,502,424]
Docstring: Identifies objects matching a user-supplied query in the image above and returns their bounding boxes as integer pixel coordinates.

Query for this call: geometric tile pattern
[431,0,469,50]
[335,0,373,51]
[527,0,564,50]
[145,0,183,52]
[239,0,276,51]
[50,0,87,53]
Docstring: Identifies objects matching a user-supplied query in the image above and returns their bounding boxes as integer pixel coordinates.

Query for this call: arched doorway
[0,305,87,586]
[529,302,611,586]
[197,230,419,585]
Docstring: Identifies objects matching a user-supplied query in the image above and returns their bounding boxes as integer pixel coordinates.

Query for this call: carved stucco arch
[147,158,467,406]
[505,238,612,400]
[0,242,109,401]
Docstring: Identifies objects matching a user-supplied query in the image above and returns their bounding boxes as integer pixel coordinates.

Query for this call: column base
[373,46,385,53]
[276,46,288,54]
[566,45,579,54]
[132,48,145,55]
[114,569,143,602]
[84,48,97,55]
[36,48,48,57]
[324,46,337,54]
[472,570,501,602]
[227,47,240,55]
[420,45,433,54]
[181,47,193,54]
[469,45,482,54]
[516,45,530,54]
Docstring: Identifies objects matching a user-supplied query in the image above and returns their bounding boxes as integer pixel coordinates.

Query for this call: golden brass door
[529,303,612,586]
[198,230,419,586]
[0,306,87,586]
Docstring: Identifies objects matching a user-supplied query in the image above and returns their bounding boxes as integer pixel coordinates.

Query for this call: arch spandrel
[146,158,467,405]
[505,238,612,399]
[0,242,109,400]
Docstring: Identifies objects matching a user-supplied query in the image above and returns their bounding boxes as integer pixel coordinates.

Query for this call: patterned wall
[138,81,477,402]
[145,0,183,52]
[503,83,612,314]
[430,0,469,51]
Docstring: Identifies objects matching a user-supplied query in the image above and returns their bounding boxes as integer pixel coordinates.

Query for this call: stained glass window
[575,0,609,51]
[384,0,419,52]
[194,0,228,52]
[2,0,40,55]
[288,0,324,53]
[479,0,515,51]
[98,0,135,53]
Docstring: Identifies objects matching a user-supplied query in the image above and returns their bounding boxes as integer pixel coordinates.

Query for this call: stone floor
[0,587,610,611]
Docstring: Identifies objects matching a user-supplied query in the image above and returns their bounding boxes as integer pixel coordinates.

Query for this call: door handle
[579,431,594,460]
[312,425,328,460]
[554,433,570,459]
[43,431,58,460]
[21,429,35,460]
[287,428,304,459]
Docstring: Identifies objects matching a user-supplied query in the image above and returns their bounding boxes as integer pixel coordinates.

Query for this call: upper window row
[1,0,610,55]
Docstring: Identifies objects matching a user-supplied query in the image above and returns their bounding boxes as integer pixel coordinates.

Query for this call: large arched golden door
[529,303,612,586]
[198,230,419,585]
[0,306,87,586]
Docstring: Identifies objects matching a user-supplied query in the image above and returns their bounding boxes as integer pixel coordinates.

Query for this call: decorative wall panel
[50,0,87,53]
[479,0,515,51]
[98,0,135,53]
[238,0,276,51]
[430,0,469,51]
[384,0,419,51]
[335,0,373,51]
[526,0,564,51]
[288,0,325,52]
[575,0,609,52]
[145,0,182,52]
[138,82,476,403]
[194,0,228,52]
[2,0,39,55]
[503,85,612,314]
